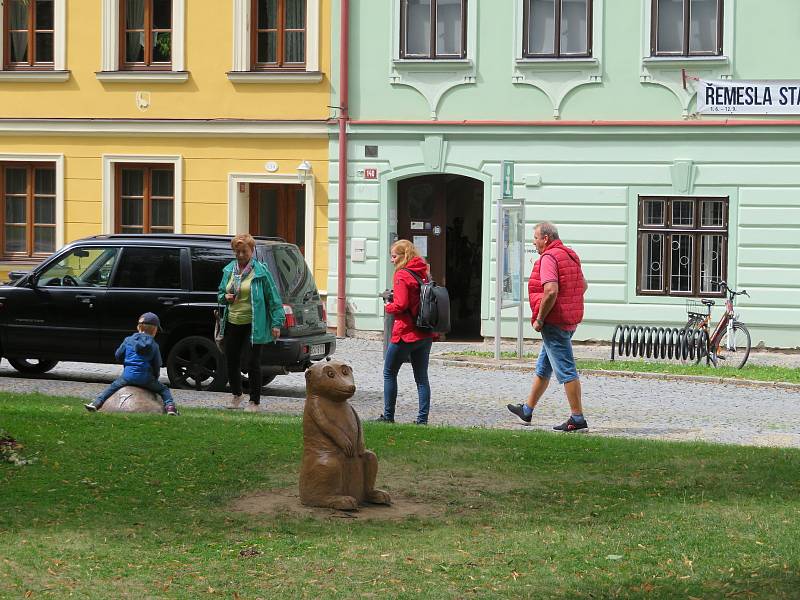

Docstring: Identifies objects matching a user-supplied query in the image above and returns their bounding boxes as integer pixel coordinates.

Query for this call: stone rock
[99,386,164,414]
[299,359,391,510]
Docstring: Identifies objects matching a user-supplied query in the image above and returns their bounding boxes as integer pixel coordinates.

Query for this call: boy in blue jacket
[85,312,178,415]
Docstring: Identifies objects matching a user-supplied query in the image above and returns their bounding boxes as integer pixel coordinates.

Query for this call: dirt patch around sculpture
[231,487,440,521]
[230,469,513,521]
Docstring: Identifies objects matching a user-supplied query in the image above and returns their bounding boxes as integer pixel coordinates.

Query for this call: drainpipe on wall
[336,0,350,338]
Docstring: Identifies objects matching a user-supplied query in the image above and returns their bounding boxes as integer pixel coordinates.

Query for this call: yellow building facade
[0,0,330,288]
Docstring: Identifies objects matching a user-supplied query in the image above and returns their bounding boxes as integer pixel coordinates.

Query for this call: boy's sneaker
[506,403,532,424]
[373,414,394,423]
[84,403,98,412]
[166,405,179,416]
[244,402,260,412]
[553,416,588,432]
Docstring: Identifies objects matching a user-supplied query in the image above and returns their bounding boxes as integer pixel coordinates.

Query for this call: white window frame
[227,172,316,273]
[0,153,65,251]
[98,0,187,82]
[102,155,183,234]
[228,0,322,83]
[0,0,68,81]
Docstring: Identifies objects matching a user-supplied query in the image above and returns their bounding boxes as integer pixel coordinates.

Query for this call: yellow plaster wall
[0,136,330,289]
[0,1,332,120]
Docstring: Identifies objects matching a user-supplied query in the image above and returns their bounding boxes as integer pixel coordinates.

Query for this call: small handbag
[213,305,225,352]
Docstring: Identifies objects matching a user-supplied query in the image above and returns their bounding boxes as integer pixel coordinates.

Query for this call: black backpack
[402,268,451,334]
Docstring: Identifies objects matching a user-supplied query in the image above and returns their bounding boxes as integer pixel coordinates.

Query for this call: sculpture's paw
[329,495,359,511]
[366,489,392,505]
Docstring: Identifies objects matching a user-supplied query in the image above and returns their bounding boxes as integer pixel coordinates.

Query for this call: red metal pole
[336,0,350,337]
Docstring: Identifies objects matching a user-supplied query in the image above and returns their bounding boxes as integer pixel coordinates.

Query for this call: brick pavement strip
[1,338,798,448]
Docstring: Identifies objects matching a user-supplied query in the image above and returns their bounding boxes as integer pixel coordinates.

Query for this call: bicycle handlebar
[719,280,750,298]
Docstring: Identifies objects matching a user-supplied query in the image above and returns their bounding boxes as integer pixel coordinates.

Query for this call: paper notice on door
[410,221,424,230]
[413,235,428,257]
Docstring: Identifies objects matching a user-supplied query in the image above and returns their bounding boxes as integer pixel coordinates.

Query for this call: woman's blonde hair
[231,233,256,252]
[390,239,420,271]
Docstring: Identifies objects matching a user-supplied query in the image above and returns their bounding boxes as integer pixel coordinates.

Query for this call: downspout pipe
[336,0,349,338]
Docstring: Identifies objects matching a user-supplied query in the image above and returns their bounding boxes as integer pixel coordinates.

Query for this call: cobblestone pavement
[1,338,798,448]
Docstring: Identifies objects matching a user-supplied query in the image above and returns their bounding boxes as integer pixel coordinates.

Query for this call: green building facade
[327,0,800,348]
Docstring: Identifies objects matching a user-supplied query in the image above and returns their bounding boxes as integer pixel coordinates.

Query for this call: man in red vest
[507,222,589,431]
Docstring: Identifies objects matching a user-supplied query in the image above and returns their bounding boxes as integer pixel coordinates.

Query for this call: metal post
[517,217,524,361]
[494,199,503,360]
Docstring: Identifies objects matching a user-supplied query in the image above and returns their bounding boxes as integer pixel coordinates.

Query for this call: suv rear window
[191,247,234,292]
[268,245,316,299]
[113,247,182,289]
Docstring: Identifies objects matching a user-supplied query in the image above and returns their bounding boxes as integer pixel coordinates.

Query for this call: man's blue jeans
[93,376,175,408]
[535,324,579,384]
[383,338,433,423]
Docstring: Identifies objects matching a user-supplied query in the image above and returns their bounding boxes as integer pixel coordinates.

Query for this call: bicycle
[684,281,752,369]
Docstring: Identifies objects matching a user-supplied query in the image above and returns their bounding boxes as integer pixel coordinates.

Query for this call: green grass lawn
[2,393,799,599]
[444,351,800,385]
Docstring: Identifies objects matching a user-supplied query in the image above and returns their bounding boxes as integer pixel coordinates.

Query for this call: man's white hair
[536,221,560,240]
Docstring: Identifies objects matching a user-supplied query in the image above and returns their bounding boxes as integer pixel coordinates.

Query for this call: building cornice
[345,119,800,136]
[0,119,330,137]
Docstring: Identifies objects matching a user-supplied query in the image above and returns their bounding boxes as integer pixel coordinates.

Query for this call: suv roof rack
[86,233,287,243]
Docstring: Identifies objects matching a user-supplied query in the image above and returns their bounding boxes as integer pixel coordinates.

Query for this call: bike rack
[610,324,709,363]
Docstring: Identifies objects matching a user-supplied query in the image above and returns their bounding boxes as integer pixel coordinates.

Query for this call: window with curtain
[652,0,722,57]
[115,164,174,234]
[400,0,466,59]
[0,163,57,258]
[120,0,172,69]
[637,196,728,297]
[524,0,592,58]
[252,0,306,69]
[3,0,55,69]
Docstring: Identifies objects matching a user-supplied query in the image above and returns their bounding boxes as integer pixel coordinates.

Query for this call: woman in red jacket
[376,239,435,425]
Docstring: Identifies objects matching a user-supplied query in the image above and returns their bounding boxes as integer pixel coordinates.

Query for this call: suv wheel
[7,358,59,374]
[167,336,227,392]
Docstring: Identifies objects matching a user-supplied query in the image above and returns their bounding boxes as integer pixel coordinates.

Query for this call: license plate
[309,344,326,357]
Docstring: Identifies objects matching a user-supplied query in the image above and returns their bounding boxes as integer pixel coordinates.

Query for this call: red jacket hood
[402,256,429,280]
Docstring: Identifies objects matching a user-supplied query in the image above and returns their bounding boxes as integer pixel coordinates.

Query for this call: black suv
[0,234,335,391]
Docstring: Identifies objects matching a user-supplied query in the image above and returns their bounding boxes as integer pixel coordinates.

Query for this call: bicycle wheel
[713,322,752,369]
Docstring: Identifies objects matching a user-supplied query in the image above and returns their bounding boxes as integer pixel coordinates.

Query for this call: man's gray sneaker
[506,403,532,424]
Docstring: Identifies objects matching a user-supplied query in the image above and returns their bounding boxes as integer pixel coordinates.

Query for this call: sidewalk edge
[429,358,800,391]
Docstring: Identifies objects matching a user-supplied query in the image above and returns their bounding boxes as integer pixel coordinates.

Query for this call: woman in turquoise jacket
[217,234,285,412]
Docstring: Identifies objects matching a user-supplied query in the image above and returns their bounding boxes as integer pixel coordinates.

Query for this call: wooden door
[397,176,447,284]
[249,183,305,255]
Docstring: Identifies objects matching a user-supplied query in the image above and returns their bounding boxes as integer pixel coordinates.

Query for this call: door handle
[76,294,96,307]
[158,296,179,305]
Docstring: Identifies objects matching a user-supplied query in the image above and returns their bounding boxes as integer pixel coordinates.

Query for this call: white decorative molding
[101,0,186,74]
[95,71,189,82]
[0,0,67,72]
[640,0,735,117]
[0,153,65,250]
[512,0,604,119]
[226,71,323,83]
[228,172,316,273]
[421,135,447,171]
[0,119,329,137]
[389,0,477,119]
[0,71,70,82]
[102,155,183,235]
[231,0,321,75]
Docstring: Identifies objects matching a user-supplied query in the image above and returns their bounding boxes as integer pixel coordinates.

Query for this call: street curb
[429,357,800,391]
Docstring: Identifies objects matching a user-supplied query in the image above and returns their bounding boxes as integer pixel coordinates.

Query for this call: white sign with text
[698,80,800,115]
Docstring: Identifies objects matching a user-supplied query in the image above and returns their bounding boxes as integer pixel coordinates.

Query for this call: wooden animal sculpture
[299,359,391,510]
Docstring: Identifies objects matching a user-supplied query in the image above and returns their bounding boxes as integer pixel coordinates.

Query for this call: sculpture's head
[305,358,356,401]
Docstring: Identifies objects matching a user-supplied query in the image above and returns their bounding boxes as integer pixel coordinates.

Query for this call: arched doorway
[397,174,483,340]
